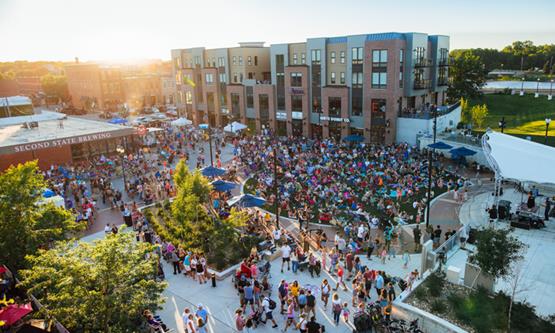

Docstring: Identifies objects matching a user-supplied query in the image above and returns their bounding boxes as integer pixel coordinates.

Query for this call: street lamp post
[498,117,506,133]
[549,80,554,100]
[116,141,127,192]
[520,77,525,96]
[536,78,541,98]
[546,118,552,144]
[425,108,438,228]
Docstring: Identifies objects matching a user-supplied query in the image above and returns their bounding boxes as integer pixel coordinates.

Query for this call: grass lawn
[469,93,555,137]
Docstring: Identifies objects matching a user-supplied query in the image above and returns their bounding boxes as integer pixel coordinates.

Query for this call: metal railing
[413,79,432,89]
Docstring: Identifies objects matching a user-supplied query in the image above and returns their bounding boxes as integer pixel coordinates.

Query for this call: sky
[1,0,554,62]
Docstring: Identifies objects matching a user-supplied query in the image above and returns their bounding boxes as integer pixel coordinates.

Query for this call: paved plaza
[454,187,555,316]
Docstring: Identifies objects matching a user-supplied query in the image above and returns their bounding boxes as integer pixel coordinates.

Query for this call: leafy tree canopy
[20,232,167,333]
[0,161,83,271]
[472,228,525,279]
[447,51,487,101]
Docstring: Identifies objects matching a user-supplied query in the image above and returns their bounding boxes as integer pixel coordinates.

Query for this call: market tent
[211,180,237,192]
[482,130,555,184]
[42,189,55,198]
[223,121,247,133]
[342,135,364,143]
[450,146,477,156]
[108,117,128,124]
[228,194,266,207]
[171,117,192,127]
[428,141,453,150]
[40,195,65,208]
[200,166,226,177]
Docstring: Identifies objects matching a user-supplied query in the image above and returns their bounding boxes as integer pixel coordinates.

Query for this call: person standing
[545,197,552,221]
[331,293,342,326]
[171,249,181,275]
[320,279,331,309]
[413,226,422,252]
[305,289,316,318]
[281,243,292,273]
[235,309,246,332]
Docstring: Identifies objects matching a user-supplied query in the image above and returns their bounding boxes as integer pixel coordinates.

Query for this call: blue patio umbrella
[427,141,453,150]
[42,189,55,198]
[211,180,237,192]
[200,165,226,177]
[229,194,267,208]
[342,134,364,143]
[449,146,477,156]
[108,117,128,124]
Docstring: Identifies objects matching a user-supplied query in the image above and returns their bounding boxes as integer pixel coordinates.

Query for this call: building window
[340,72,345,85]
[352,94,362,116]
[340,51,345,64]
[248,72,253,79]
[219,73,226,83]
[290,72,302,87]
[218,57,225,67]
[311,49,321,64]
[330,72,336,84]
[232,56,237,65]
[301,53,306,64]
[246,86,254,108]
[372,50,388,89]
[233,73,238,83]
[248,56,252,66]
[254,56,258,66]
[330,51,336,64]
[239,73,243,82]
[439,48,449,66]
[185,91,192,104]
[399,49,404,88]
[352,47,363,64]
[239,56,243,65]
[352,72,363,88]
[414,47,426,65]
[293,53,298,65]
[328,97,341,117]
[371,72,387,89]
[291,95,302,111]
[205,73,214,84]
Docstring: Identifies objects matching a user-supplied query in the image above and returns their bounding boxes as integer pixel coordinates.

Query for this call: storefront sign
[276,112,287,120]
[320,116,350,123]
[1,128,136,155]
[290,87,304,95]
[292,112,304,120]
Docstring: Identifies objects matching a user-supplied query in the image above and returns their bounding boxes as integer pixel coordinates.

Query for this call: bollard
[211,273,216,287]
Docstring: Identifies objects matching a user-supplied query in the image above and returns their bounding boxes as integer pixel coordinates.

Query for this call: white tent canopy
[224,121,247,133]
[171,117,192,127]
[482,130,555,184]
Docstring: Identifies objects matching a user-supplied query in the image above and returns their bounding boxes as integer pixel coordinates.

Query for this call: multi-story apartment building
[122,74,162,109]
[65,62,124,111]
[172,32,450,144]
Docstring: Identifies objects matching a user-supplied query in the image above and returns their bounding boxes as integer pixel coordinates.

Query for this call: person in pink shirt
[250,262,258,280]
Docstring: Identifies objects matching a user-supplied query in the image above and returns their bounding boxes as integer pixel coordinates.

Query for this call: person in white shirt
[261,296,278,327]
[280,244,291,273]
[273,228,281,245]
[182,308,191,333]
[357,224,366,243]
[104,224,111,234]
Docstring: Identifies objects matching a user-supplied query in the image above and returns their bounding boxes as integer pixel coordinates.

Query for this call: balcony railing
[414,57,433,67]
[413,79,432,89]
[438,58,449,67]
[438,77,449,86]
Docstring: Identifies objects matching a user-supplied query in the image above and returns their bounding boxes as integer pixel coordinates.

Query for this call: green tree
[20,232,166,332]
[447,50,486,101]
[472,228,525,280]
[471,104,489,129]
[0,161,83,271]
[40,74,69,102]
[460,97,472,123]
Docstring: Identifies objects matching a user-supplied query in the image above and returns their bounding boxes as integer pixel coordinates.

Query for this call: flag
[184,76,196,88]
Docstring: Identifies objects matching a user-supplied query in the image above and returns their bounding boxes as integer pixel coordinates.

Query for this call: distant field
[469,93,555,137]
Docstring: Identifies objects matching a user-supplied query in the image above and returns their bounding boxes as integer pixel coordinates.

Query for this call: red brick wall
[0,145,73,171]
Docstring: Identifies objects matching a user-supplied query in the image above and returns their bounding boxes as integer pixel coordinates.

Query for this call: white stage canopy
[224,121,247,133]
[482,130,555,184]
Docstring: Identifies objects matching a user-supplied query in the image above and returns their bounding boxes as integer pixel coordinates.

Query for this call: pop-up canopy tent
[482,130,555,185]
[223,121,247,133]
[171,117,192,127]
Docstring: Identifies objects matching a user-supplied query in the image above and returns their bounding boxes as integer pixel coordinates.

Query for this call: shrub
[426,271,445,298]
[430,299,446,314]
[412,285,428,302]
